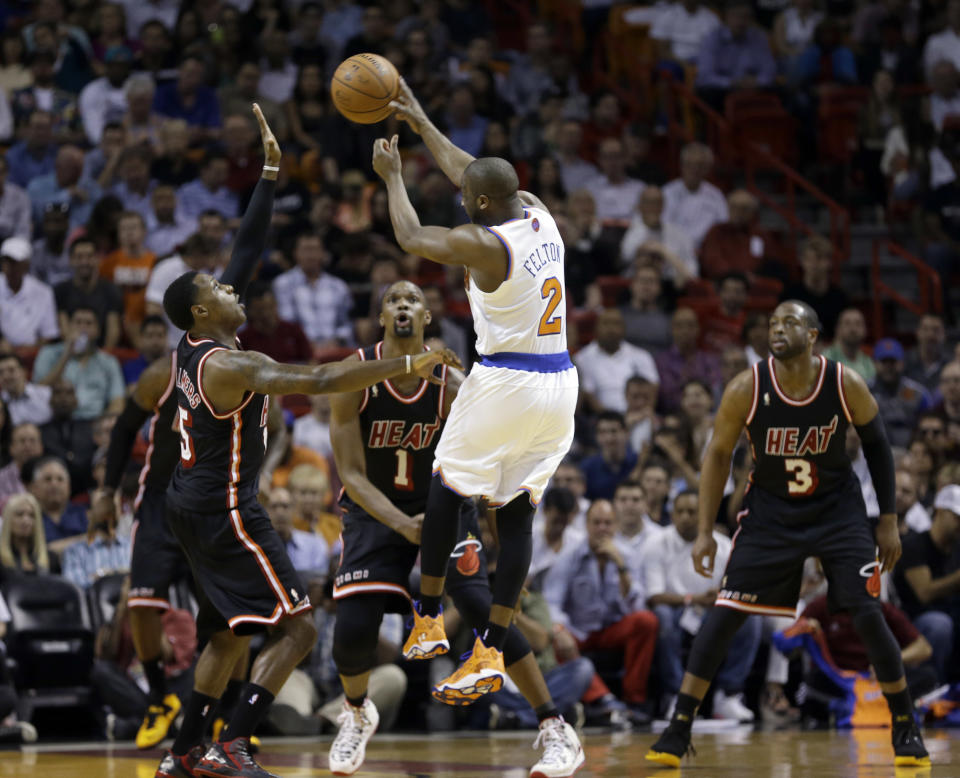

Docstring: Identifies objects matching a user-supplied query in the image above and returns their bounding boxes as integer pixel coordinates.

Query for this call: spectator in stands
[704,272,749,352]
[0,493,49,574]
[222,113,263,196]
[61,493,129,589]
[288,463,340,547]
[790,18,858,89]
[930,360,960,434]
[613,479,663,578]
[101,211,156,341]
[663,143,729,249]
[110,146,156,223]
[54,236,122,349]
[10,49,81,140]
[502,22,555,116]
[575,308,659,414]
[341,4,391,59]
[144,184,194,258]
[585,138,645,225]
[741,311,769,366]
[133,20,176,81]
[581,412,638,501]
[150,119,198,188]
[0,30,30,96]
[443,84,488,159]
[780,234,848,340]
[82,121,125,188]
[624,375,659,454]
[122,73,163,148]
[695,0,776,111]
[543,499,659,713]
[699,190,776,280]
[905,314,949,392]
[0,424,42,509]
[122,316,168,385]
[78,45,132,145]
[293,395,333,461]
[926,60,960,133]
[257,29,298,106]
[652,0,721,66]
[550,460,590,529]
[555,120,599,196]
[530,486,583,589]
[24,454,86,553]
[679,378,715,462]
[273,233,354,347]
[897,469,932,535]
[772,0,823,66]
[176,151,239,223]
[923,0,960,79]
[152,53,220,140]
[31,202,71,286]
[0,353,53,428]
[824,308,877,382]
[32,307,126,421]
[922,119,960,313]
[893,484,960,683]
[238,280,313,364]
[268,486,329,574]
[870,338,931,449]
[655,307,722,414]
[644,490,761,720]
[640,461,673,527]
[580,91,627,164]
[856,70,903,205]
[620,265,673,354]
[0,156,31,242]
[145,233,218,347]
[860,16,921,85]
[221,61,286,146]
[4,110,56,189]
[40,378,96,494]
[26,145,99,229]
[916,412,957,468]
[620,186,697,284]
[0,237,59,348]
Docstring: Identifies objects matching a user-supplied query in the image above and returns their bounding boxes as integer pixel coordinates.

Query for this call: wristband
[262,165,280,172]
[405,354,412,374]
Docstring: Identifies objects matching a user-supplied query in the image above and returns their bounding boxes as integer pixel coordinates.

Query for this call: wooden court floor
[0,727,956,777]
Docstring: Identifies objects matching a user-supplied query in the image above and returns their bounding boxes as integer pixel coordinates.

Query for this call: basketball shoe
[892,718,930,766]
[402,602,449,660]
[193,738,278,777]
[431,635,505,705]
[138,693,182,749]
[155,745,204,777]
[529,717,585,778]
[644,715,695,768]
[328,698,380,775]
[211,718,261,753]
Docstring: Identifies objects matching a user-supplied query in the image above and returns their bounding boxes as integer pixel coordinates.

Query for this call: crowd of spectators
[0,0,956,739]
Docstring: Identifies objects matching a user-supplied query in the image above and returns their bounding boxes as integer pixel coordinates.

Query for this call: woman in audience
[653,414,701,495]
[904,437,938,508]
[678,379,716,463]
[0,493,50,575]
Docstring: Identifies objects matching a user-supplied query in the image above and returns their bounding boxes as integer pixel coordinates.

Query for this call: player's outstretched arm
[219,103,280,298]
[694,368,754,577]
[390,78,475,187]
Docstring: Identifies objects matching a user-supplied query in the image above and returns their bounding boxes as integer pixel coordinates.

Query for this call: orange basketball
[330,53,400,124]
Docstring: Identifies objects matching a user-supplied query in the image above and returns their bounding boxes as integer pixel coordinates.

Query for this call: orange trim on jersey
[837,363,853,422]
[228,506,295,613]
[227,414,242,508]
[196,346,257,420]
[135,350,178,512]
[375,341,428,404]
[432,466,473,498]
[228,603,284,630]
[745,362,760,425]
[333,581,412,601]
[768,355,826,407]
[715,599,797,618]
[186,334,215,347]
[489,486,540,508]
[127,597,171,610]
[438,363,449,419]
[356,347,370,413]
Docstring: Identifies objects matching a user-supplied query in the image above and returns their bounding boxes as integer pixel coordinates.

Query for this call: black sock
[143,658,166,704]
[884,689,915,724]
[535,702,559,723]
[418,596,442,618]
[226,683,275,740]
[673,693,700,725]
[346,693,366,709]
[481,623,509,650]
[217,679,244,734]
[172,691,217,756]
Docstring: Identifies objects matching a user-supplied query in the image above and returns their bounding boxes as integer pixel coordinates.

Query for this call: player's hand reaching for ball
[389,78,428,135]
[253,102,281,169]
[410,348,463,384]
[692,532,718,578]
[372,134,401,180]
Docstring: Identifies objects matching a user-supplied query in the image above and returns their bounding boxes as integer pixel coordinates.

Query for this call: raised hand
[253,102,281,168]
[372,134,401,180]
[411,348,463,384]
[389,78,429,135]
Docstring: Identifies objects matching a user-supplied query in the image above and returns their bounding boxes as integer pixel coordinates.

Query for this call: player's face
[672,495,699,542]
[768,304,813,360]
[380,282,430,339]
[194,274,245,329]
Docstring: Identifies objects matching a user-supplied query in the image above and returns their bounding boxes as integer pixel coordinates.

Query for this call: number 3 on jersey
[178,406,195,467]
[538,277,563,336]
[785,458,817,495]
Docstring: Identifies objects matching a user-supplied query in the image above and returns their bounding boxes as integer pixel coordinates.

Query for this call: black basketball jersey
[339,341,448,516]
[134,351,181,506]
[167,334,270,513]
[745,356,856,502]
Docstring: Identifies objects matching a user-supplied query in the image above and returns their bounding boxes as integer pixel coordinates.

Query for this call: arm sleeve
[855,414,895,515]
[103,395,153,490]
[219,176,277,299]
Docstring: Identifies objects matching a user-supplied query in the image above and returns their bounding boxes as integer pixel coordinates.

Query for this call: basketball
[330,53,400,124]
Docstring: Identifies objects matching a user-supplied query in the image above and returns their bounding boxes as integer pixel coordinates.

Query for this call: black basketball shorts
[128,487,191,609]
[166,499,311,637]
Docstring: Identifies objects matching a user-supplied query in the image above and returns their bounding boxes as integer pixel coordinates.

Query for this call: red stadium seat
[724,92,798,165]
[595,275,632,307]
[817,86,869,165]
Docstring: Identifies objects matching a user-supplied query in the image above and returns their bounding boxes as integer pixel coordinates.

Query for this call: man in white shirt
[259,29,298,104]
[555,120,599,195]
[144,233,217,348]
[0,237,59,347]
[620,185,697,284]
[662,142,729,248]
[896,470,932,534]
[928,60,960,132]
[575,307,659,413]
[586,138,645,224]
[613,479,663,584]
[0,356,52,427]
[145,184,196,258]
[292,394,334,460]
[652,0,721,64]
[642,490,762,720]
[923,0,960,79]
[78,46,134,145]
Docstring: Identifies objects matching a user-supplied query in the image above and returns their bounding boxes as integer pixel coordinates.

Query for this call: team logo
[451,535,482,576]
[859,561,882,598]
[531,218,540,232]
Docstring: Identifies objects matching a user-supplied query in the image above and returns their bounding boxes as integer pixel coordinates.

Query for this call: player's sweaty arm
[694,369,753,576]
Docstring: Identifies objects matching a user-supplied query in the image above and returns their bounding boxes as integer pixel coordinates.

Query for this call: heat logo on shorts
[859,561,882,598]
[451,535,482,577]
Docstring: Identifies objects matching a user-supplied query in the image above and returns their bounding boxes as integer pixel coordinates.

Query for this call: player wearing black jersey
[326,281,583,778]
[646,301,929,769]
[152,108,460,778]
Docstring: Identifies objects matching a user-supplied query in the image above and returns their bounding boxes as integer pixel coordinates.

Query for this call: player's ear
[378,313,384,328]
[191,303,208,321]
[478,194,489,210]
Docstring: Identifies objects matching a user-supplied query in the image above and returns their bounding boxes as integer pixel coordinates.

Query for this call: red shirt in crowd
[239,320,313,364]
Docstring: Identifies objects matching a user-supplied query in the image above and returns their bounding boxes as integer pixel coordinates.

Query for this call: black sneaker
[892,720,930,767]
[155,746,205,777]
[193,739,279,777]
[645,718,695,768]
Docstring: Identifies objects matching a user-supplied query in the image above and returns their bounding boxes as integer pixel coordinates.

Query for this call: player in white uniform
[372,80,582,778]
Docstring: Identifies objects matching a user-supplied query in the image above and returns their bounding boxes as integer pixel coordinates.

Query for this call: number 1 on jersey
[394,448,414,491]
[538,277,563,336]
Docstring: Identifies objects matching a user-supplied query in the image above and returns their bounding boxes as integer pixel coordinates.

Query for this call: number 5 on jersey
[178,406,196,467]
[538,277,563,336]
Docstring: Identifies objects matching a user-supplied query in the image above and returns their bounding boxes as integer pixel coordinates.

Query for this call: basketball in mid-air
[331,53,400,124]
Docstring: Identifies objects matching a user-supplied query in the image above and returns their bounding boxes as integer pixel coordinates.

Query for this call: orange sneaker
[402,603,449,660]
[431,635,505,706]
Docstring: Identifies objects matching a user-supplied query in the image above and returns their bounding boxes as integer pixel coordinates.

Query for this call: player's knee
[285,610,319,653]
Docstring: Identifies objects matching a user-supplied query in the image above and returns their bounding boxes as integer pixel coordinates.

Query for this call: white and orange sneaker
[431,635,505,706]
[402,603,450,660]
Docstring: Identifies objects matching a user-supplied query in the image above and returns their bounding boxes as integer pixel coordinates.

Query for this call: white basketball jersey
[467,206,566,356]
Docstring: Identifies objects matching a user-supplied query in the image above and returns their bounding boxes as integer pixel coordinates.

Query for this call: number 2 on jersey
[784,458,817,495]
[538,277,563,336]
[177,406,195,467]
[394,449,414,491]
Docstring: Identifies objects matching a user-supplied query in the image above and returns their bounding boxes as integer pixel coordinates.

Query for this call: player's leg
[211,646,250,742]
[409,472,466,620]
